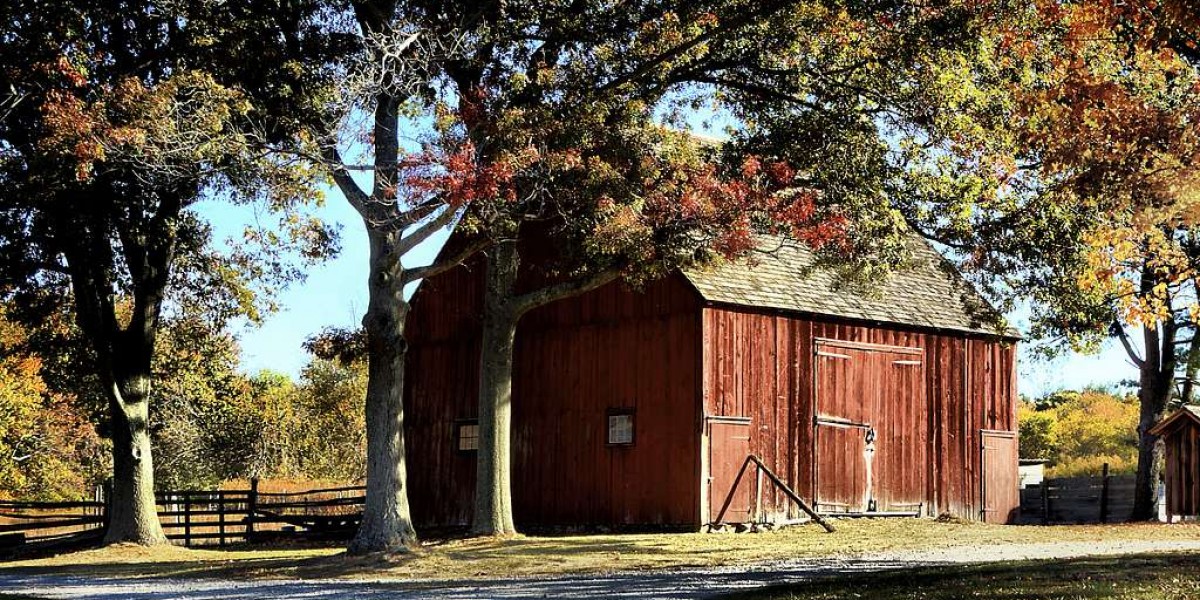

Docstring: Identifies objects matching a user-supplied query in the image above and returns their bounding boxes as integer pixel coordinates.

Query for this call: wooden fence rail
[1,479,367,551]
[1018,466,1138,524]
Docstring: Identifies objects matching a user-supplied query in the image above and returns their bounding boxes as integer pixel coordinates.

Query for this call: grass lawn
[3,519,1200,582]
[723,552,1200,600]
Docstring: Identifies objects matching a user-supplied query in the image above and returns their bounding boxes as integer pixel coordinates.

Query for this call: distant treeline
[1019,387,1140,478]
[0,300,364,501]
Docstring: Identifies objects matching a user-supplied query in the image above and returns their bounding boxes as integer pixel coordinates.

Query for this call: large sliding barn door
[813,339,928,514]
[813,344,871,512]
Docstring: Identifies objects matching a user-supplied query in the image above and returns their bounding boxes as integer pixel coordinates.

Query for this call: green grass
[722,553,1200,600]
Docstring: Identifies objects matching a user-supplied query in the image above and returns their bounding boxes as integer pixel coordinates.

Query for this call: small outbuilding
[403,235,1020,530]
[1150,406,1200,521]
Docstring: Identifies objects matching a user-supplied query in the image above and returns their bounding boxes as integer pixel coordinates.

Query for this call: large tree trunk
[469,241,618,536]
[1131,321,1174,521]
[473,241,519,537]
[349,229,418,553]
[1181,324,1200,403]
[103,373,167,545]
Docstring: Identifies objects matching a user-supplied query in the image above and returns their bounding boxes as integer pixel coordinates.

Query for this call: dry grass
[5,520,1200,582]
[219,478,361,493]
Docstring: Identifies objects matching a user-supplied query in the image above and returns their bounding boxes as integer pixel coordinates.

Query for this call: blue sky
[195,190,1140,399]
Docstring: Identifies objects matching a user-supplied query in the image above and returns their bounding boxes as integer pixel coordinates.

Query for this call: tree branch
[322,146,373,217]
[598,1,788,92]
[395,204,461,256]
[401,237,490,285]
[1113,319,1146,369]
[511,269,620,316]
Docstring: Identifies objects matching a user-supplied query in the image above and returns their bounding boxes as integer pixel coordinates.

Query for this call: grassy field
[723,552,1200,599]
[3,519,1200,582]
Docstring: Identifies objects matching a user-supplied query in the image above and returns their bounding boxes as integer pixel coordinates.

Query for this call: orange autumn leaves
[38,61,252,182]
[994,1,1200,331]
[0,307,105,501]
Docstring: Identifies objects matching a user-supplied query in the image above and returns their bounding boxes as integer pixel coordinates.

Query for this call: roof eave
[699,298,1022,341]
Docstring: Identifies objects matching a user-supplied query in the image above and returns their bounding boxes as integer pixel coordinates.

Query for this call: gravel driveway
[4,540,1200,599]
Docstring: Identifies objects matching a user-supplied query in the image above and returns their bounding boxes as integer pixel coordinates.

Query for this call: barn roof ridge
[1151,405,1200,436]
[681,233,1019,339]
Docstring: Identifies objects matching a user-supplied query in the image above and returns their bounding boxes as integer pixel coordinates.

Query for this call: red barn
[404,235,1020,530]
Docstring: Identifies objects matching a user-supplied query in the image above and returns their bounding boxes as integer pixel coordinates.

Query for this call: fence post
[1100,463,1110,524]
[247,478,258,541]
[1040,480,1049,525]
[218,491,226,547]
[101,478,113,535]
[183,492,192,547]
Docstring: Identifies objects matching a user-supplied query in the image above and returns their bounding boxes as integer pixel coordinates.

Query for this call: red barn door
[813,344,871,512]
[813,339,928,514]
[708,417,752,523]
[981,430,1019,523]
[872,352,928,512]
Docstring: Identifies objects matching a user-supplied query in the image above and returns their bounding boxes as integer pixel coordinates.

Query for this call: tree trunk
[1132,322,1173,521]
[473,241,519,537]
[1182,326,1200,404]
[103,373,167,545]
[348,230,418,553]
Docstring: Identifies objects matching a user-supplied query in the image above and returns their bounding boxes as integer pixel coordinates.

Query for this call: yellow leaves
[1042,390,1140,478]
[1079,225,1199,328]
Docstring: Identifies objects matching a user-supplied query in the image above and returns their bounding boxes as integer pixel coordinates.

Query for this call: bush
[1019,387,1139,477]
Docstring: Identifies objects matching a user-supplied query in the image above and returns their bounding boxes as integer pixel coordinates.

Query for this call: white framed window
[456,420,479,452]
[607,409,635,446]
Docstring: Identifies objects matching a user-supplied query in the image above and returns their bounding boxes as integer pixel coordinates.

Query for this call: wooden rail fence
[1018,466,1137,524]
[1,479,366,550]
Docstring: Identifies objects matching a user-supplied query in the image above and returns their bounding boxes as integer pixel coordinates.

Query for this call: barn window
[607,409,635,446]
[456,420,479,452]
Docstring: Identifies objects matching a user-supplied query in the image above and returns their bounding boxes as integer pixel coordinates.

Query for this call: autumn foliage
[0,306,107,501]
[1019,388,1141,478]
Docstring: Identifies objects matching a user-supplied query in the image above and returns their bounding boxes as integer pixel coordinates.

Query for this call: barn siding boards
[699,306,1018,523]
[1152,408,1200,520]
[405,271,702,529]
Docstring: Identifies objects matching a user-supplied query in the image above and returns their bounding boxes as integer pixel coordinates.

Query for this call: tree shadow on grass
[724,553,1200,600]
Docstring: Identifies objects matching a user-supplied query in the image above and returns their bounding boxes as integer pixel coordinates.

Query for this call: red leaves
[399,102,846,269]
[641,154,847,261]
[399,141,528,207]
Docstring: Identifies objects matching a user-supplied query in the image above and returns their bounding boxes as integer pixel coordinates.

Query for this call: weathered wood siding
[701,305,1018,522]
[405,269,702,529]
[1163,421,1200,520]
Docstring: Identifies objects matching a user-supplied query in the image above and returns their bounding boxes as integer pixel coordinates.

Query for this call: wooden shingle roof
[1150,406,1200,436]
[682,234,1017,338]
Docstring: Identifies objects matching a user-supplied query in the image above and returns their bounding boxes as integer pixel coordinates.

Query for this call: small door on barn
[871,352,928,513]
[981,430,1019,524]
[708,417,752,523]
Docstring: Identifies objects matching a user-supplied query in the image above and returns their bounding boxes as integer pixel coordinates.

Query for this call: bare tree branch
[395,204,461,256]
[401,237,490,285]
[1113,319,1147,369]
[511,269,620,316]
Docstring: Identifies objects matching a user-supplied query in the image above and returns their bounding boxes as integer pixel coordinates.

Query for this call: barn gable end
[405,261,705,529]
[693,235,1018,524]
